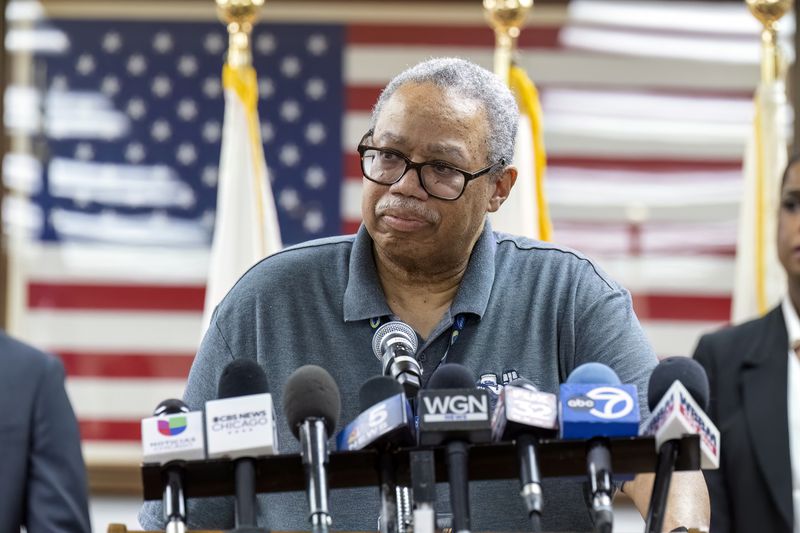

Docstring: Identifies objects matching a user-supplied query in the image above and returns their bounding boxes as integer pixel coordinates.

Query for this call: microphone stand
[645,440,679,533]
[516,434,543,532]
[163,468,187,533]
[378,451,399,533]
[301,418,332,533]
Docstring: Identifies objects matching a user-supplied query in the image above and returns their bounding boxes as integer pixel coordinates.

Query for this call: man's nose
[389,166,428,200]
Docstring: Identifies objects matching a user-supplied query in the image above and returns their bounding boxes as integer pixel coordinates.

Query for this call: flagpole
[217,0,263,69]
[746,0,791,84]
[745,0,791,314]
[204,0,282,330]
[483,0,532,83]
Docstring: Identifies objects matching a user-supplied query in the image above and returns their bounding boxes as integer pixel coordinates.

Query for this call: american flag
[3,1,777,461]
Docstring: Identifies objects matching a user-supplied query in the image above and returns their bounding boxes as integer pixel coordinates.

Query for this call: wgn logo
[422,393,489,422]
[567,386,634,420]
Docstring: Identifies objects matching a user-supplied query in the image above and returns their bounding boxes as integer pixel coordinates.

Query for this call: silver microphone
[371,321,421,397]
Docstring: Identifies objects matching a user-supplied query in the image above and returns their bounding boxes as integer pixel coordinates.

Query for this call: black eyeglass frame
[356,130,507,201]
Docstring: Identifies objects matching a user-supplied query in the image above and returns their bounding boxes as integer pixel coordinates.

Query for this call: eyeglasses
[357,131,506,201]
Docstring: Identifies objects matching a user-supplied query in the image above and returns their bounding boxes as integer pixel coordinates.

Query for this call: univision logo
[158,416,188,436]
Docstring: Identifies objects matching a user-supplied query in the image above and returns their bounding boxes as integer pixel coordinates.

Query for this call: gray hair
[369,57,519,165]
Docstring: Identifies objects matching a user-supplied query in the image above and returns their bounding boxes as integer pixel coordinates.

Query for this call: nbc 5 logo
[586,387,634,420]
[368,403,389,427]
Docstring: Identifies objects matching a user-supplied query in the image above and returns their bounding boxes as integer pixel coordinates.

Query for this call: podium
[141,435,700,500]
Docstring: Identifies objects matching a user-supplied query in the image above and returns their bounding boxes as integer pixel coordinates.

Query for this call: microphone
[283,365,341,533]
[336,376,415,533]
[559,363,640,533]
[491,378,558,532]
[141,398,206,533]
[372,321,422,397]
[418,363,491,533]
[204,359,277,533]
[641,357,719,533]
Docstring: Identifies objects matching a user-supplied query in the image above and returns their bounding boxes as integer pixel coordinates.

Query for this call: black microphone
[559,363,641,533]
[641,357,716,533]
[213,359,271,533]
[151,399,192,533]
[357,376,415,533]
[372,321,422,397]
[283,365,341,533]
[418,363,491,533]
[491,378,558,532]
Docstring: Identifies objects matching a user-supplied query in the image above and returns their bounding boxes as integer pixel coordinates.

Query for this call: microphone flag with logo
[560,363,640,533]
[492,378,558,532]
[640,357,719,533]
[141,398,206,533]
[206,359,275,532]
[417,363,491,533]
[336,376,415,533]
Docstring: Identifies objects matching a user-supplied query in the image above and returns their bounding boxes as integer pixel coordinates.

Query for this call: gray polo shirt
[139,221,656,532]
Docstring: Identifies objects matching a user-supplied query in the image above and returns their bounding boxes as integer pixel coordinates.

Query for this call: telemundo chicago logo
[157,416,188,437]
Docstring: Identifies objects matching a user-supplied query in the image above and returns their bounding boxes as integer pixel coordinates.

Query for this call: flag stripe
[80,420,141,442]
[28,282,205,311]
[25,281,736,321]
[632,294,731,321]
[59,351,194,378]
[345,24,562,48]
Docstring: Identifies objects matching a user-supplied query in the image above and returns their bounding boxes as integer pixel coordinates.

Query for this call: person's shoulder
[493,231,620,292]
[214,233,356,316]
[698,310,774,350]
[0,331,63,382]
[235,234,355,285]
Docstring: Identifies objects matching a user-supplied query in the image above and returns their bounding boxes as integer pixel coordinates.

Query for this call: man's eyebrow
[374,132,467,162]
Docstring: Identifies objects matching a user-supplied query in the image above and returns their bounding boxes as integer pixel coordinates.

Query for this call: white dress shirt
[781,297,800,533]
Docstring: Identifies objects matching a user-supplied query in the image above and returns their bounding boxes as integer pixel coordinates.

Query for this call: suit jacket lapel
[742,306,793,528]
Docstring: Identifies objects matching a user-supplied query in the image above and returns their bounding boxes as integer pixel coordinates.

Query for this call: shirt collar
[342,221,497,323]
[781,296,800,350]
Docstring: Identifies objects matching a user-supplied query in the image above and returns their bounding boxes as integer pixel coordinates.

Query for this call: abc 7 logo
[567,387,635,420]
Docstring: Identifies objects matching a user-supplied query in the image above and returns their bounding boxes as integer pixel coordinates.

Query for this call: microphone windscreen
[426,363,475,389]
[153,398,189,416]
[566,362,621,385]
[648,356,710,411]
[359,376,405,411]
[217,358,269,399]
[508,377,539,391]
[282,365,341,438]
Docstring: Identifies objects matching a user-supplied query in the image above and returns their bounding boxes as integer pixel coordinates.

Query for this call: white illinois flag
[732,76,788,323]
[203,63,283,330]
[489,64,552,241]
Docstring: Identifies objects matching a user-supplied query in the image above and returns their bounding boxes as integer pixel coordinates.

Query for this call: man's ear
[487,165,517,213]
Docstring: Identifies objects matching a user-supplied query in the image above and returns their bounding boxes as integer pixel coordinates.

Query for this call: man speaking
[141,57,708,531]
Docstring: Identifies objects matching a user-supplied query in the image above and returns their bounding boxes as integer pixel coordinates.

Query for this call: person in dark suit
[693,155,800,533]
[0,330,91,532]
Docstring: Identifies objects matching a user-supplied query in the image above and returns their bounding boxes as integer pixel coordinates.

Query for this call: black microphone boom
[358,376,411,533]
[283,365,341,533]
[644,357,711,533]
[154,399,190,533]
[418,363,491,533]
[216,359,271,533]
[492,378,558,532]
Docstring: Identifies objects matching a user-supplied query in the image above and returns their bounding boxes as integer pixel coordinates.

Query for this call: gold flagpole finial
[745,0,793,82]
[216,0,265,68]
[483,0,533,83]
